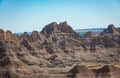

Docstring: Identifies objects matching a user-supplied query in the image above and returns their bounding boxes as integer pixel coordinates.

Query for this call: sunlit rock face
[0,22,120,78]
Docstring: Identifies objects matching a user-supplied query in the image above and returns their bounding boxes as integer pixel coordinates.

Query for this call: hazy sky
[0,0,120,32]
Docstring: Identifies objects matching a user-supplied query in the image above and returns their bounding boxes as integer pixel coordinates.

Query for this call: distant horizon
[0,0,120,32]
[0,21,120,33]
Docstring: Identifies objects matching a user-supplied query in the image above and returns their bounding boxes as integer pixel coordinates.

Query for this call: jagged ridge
[0,22,120,78]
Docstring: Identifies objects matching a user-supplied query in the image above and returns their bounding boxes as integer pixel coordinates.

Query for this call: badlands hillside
[0,21,120,78]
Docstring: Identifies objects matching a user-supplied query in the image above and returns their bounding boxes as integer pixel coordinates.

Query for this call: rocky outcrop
[68,65,95,78]
[83,31,93,38]
[4,30,12,40]
[90,25,120,48]
[30,31,40,42]
[102,24,120,35]
[59,21,74,33]
[0,29,4,40]
[41,22,58,37]
[21,32,30,41]
[0,22,120,78]
[68,65,120,78]
[41,21,79,39]
[95,65,120,78]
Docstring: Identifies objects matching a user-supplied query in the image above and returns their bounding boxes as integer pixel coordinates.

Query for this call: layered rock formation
[102,24,120,35]
[95,65,120,78]
[68,65,95,78]
[67,65,120,78]
[0,22,120,78]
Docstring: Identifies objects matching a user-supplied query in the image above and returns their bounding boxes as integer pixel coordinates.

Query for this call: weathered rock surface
[102,24,120,35]
[67,65,120,78]
[68,65,95,78]
[0,22,120,78]
[95,65,120,78]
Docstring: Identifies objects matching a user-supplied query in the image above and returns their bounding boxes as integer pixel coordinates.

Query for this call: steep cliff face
[0,22,120,78]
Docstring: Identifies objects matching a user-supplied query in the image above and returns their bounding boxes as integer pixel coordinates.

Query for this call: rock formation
[83,31,93,38]
[95,65,120,78]
[0,29,4,40]
[0,22,120,78]
[68,65,120,78]
[68,65,95,78]
[102,24,120,35]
